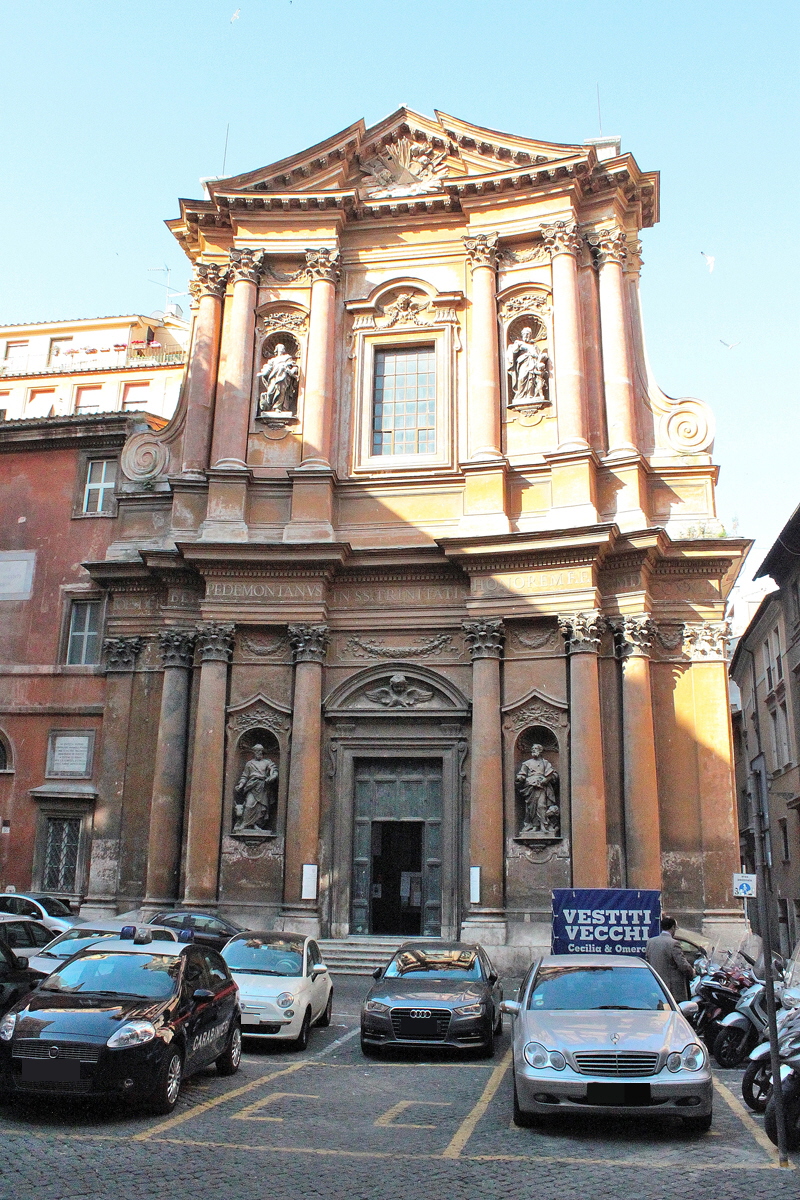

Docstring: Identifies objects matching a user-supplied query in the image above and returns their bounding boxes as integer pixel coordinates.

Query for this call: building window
[779,818,791,862]
[0,732,10,771]
[764,639,773,692]
[774,628,783,680]
[779,702,790,766]
[122,381,151,410]
[67,601,102,665]
[27,387,57,415]
[75,385,102,413]
[3,341,28,370]
[82,458,117,513]
[48,337,72,367]
[42,817,81,892]
[372,346,436,456]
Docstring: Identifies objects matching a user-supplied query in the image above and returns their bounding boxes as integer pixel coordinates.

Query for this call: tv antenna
[148,265,188,314]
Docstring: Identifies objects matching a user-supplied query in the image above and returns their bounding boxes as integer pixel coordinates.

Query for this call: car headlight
[547,1051,566,1071]
[276,993,294,1009]
[0,1013,16,1042]
[364,1000,389,1014]
[666,1052,683,1072]
[106,1020,156,1049]
[454,1002,484,1016]
[523,1041,549,1069]
[680,1043,706,1071]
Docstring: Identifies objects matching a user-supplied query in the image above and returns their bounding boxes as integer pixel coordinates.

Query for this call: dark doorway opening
[370,821,423,936]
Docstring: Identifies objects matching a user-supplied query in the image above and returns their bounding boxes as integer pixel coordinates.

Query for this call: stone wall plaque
[0,551,36,601]
[46,731,95,778]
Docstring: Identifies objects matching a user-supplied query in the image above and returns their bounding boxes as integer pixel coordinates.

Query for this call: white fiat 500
[221,932,333,1050]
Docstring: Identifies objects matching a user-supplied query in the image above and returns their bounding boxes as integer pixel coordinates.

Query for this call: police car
[0,928,241,1113]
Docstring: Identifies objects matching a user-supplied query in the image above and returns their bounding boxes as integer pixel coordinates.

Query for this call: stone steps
[317,937,436,974]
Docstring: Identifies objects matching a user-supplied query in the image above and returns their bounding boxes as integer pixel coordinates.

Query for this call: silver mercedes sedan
[502,954,712,1132]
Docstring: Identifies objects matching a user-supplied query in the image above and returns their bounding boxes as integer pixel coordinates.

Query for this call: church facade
[71,109,746,955]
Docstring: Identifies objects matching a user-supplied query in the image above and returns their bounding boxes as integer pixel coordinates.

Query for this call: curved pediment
[324,663,469,716]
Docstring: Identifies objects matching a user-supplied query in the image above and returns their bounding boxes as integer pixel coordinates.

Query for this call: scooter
[713,980,773,1068]
[764,1006,800,1150]
[691,960,753,1049]
[741,986,800,1113]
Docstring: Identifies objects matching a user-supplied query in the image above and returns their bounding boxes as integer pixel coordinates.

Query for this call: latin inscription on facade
[206,579,325,601]
[332,584,465,609]
[47,732,94,778]
[472,568,592,598]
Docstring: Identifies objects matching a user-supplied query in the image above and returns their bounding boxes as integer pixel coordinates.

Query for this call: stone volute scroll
[463,232,499,272]
[304,247,341,284]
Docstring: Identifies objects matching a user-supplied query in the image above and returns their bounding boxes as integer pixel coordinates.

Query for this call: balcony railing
[0,348,187,377]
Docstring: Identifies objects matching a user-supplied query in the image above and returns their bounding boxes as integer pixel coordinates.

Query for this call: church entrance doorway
[351,758,442,937]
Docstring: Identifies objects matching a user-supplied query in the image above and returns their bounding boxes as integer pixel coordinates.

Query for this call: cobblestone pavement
[0,976,796,1200]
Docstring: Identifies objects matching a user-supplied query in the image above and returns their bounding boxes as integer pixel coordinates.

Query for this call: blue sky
[1,0,797,581]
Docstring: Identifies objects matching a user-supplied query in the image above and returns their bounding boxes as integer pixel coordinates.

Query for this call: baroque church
[72,109,746,957]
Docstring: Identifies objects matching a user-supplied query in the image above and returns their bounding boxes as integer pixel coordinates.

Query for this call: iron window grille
[42,817,81,892]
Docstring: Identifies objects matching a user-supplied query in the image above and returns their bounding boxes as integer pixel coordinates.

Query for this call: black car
[148,910,245,952]
[0,937,43,1017]
[360,941,503,1057]
[0,934,241,1113]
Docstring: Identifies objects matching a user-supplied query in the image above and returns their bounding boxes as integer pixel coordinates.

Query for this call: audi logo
[409,1009,432,1020]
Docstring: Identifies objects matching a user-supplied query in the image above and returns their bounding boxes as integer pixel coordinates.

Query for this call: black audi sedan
[360,941,502,1057]
[0,933,241,1113]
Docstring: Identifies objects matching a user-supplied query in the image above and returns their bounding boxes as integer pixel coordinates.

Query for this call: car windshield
[34,896,72,917]
[40,951,181,999]
[528,965,671,1011]
[223,938,304,976]
[38,929,122,958]
[384,949,483,981]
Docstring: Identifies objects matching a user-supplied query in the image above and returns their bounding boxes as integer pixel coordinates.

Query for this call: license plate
[399,1017,437,1038]
[20,1059,82,1083]
[586,1082,651,1106]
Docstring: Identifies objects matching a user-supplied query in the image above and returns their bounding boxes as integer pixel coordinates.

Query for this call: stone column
[588,225,638,456]
[618,616,662,889]
[81,636,144,917]
[298,248,339,469]
[463,233,502,460]
[683,622,744,944]
[143,630,196,908]
[461,619,506,943]
[181,263,228,477]
[210,248,262,468]
[541,221,589,450]
[183,624,234,907]
[558,613,609,887]
[282,624,329,935]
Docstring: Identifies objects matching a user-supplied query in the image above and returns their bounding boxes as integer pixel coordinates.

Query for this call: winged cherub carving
[364,673,434,708]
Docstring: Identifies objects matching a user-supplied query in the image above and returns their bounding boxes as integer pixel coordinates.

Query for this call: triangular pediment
[206,107,592,201]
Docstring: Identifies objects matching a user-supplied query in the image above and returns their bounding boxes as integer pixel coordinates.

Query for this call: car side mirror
[500,1000,520,1017]
[14,955,29,968]
[487,971,498,986]
[311,963,327,975]
[372,967,383,980]
[678,1000,698,1018]
[193,988,215,1001]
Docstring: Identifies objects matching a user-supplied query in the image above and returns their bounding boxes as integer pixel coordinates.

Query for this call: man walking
[646,916,695,1002]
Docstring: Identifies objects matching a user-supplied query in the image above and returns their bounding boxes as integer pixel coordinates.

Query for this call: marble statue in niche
[233,744,278,833]
[257,342,299,415]
[506,326,549,405]
[516,744,560,835]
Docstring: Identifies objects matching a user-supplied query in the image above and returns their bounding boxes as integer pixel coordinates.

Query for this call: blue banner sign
[551,889,661,957]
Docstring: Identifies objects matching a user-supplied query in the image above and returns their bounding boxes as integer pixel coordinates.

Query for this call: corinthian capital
[615,614,656,657]
[158,629,197,669]
[103,636,144,673]
[462,618,505,660]
[586,225,628,267]
[304,248,340,283]
[288,623,329,663]
[229,246,263,284]
[683,621,731,662]
[462,232,499,271]
[540,220,582,259]
[195,623,235,663]
[193,261,229,299]
[558,612,606,652]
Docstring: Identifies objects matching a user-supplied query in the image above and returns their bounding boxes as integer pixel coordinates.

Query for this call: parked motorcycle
[691,959,753,1049]
[764,1007,800,1150]
[713,980,773,1068]
[741,986,800,1113]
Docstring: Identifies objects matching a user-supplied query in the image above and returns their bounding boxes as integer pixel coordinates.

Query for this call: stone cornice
[0,412,163,452]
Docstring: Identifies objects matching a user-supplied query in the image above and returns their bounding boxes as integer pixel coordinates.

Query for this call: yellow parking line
[712,1075,792,1168]
[374,1100,451,1129]
[231,1091,320,1123]
[132,1061,309,1141]
[441,1048,512,1158]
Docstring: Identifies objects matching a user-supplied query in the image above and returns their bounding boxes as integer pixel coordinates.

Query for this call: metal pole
[751,780,789,1167]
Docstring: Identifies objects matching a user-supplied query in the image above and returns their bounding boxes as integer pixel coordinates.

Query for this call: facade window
[3,340,28,369]
[42,817,81,892]
[67,600,102,665]
[48,337,72,367]
[769,709,780,769]
[122,381,151,410]
[779,702,790,765]
[75,385,102,413]
[0,735,9,771]
[764,640,773,692]
[774,628,783,680]
[779,817,791,862]
[27,387,57,415]
[82,458,117,513]
[372,346,435,456]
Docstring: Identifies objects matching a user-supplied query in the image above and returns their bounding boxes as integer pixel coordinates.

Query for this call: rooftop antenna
[596,84,603,136]
[222,123,230,177]
[148,265,188,314]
